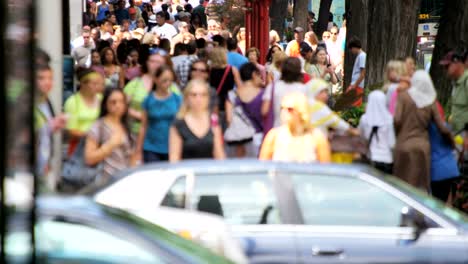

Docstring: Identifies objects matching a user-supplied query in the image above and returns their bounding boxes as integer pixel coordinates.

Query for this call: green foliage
[338,105,365,127]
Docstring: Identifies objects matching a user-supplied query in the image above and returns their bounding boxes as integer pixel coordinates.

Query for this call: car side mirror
[399,206,428,242]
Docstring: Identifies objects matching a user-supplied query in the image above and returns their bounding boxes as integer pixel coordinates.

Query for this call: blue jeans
[143,151,168,163]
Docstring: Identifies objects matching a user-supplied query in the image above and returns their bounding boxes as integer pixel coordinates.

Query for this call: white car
[94,160,468,264]
[95,186,247,264]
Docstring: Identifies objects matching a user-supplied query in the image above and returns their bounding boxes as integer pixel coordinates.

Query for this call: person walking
[262,57,307,128]
[64,68,104,156]
[169,80,225,161]
[285,27,304,58]
[137,65,182,162]
[347,38,366,106]
[84,89,135,183]
[101,47,125,90]
[35,64,67,177]
[358,90,395,174]
[440,51,468,135]
[307,78,357,136]
[245,47,267,86]
[259,93,331,163]
[209,47,242,129]
[394,70,453,191]
[124,47,168,138]
[225,63,264,157]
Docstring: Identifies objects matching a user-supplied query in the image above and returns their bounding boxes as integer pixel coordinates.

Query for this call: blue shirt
[129,20,137,31]
[142,92,182,154]
[227,51,249,70]
[115,9,130,25]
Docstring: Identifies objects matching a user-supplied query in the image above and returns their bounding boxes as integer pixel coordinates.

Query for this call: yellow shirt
[259,126,331,163]
[64,93,102,133]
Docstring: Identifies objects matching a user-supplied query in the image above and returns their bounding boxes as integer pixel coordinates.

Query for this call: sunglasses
[192,67,208,73]
[330,32,338,35]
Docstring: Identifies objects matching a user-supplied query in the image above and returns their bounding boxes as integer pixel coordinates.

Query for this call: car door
[284,172,468,264]
[186,170,298,264]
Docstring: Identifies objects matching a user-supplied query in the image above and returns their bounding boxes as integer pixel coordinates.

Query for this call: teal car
[5,196,234,264]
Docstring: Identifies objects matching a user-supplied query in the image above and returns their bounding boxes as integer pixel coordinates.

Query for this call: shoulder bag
[61,120,104,191]
[224,90,256,145]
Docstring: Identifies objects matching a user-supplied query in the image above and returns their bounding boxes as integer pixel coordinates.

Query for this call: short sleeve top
[142,92,182,154]
[88,119,133,180]
[64,93,101,133]
[124,78,150,134]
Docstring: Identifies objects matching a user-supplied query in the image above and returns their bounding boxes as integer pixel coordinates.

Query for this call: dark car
[94,160,468,264]
[5,196,233,264]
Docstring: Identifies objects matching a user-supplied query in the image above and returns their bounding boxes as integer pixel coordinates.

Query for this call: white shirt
[358,121,395,163]
[71,36,95,51]
[351,51,366,87]
[262,80,307,127]
[326,39,343,68]
[151,23,177,39]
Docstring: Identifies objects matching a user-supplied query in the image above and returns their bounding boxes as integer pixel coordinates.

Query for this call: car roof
[118,159,377,178]
[83,159,380,196]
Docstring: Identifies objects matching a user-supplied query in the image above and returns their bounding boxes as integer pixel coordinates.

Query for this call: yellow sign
[419,14,430,19]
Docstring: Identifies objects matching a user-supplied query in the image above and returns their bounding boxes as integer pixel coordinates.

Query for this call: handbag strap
[269,80,275,111]
[237,94,262,131]
[216,66,231,95]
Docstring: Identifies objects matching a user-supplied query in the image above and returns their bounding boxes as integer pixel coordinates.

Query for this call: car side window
[161,176,186,209]
[191,173,281,225]
[35,220,168,263]
[291,174,408,227]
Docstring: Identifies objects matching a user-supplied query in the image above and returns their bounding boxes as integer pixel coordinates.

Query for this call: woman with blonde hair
[237,27,247,55]
[269,30,282,50]
[383,59,410,114]
[304,31,319,51]
[259,93,331,163]
[169,80,225,161]
[268,50,287,82]
[209,47,242,128]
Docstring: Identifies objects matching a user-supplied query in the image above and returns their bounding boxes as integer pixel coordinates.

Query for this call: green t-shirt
[451,69,468,133]
[64,93,101,133]
[124,78,150,134]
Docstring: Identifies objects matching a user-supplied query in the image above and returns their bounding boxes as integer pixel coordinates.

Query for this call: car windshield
[384,176,468,225]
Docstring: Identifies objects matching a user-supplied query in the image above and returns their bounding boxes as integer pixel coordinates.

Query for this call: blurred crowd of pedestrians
[34,0,468,207]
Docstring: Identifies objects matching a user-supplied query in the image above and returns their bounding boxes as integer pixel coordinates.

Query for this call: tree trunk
[365,0,421,90]
[344,0,368,89]
[293,0,309,31]
[430,0,468,105]
[269,0,289,38]
[316,0,333,38]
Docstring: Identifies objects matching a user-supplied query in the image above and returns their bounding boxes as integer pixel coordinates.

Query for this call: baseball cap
[294,27,304,33]
[129,7,137,14]
[439,51,464,65]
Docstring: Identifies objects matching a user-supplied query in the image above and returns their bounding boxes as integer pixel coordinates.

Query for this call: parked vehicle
[5,196,234,264]
[94,160,468,264]
[129,206,248,264]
